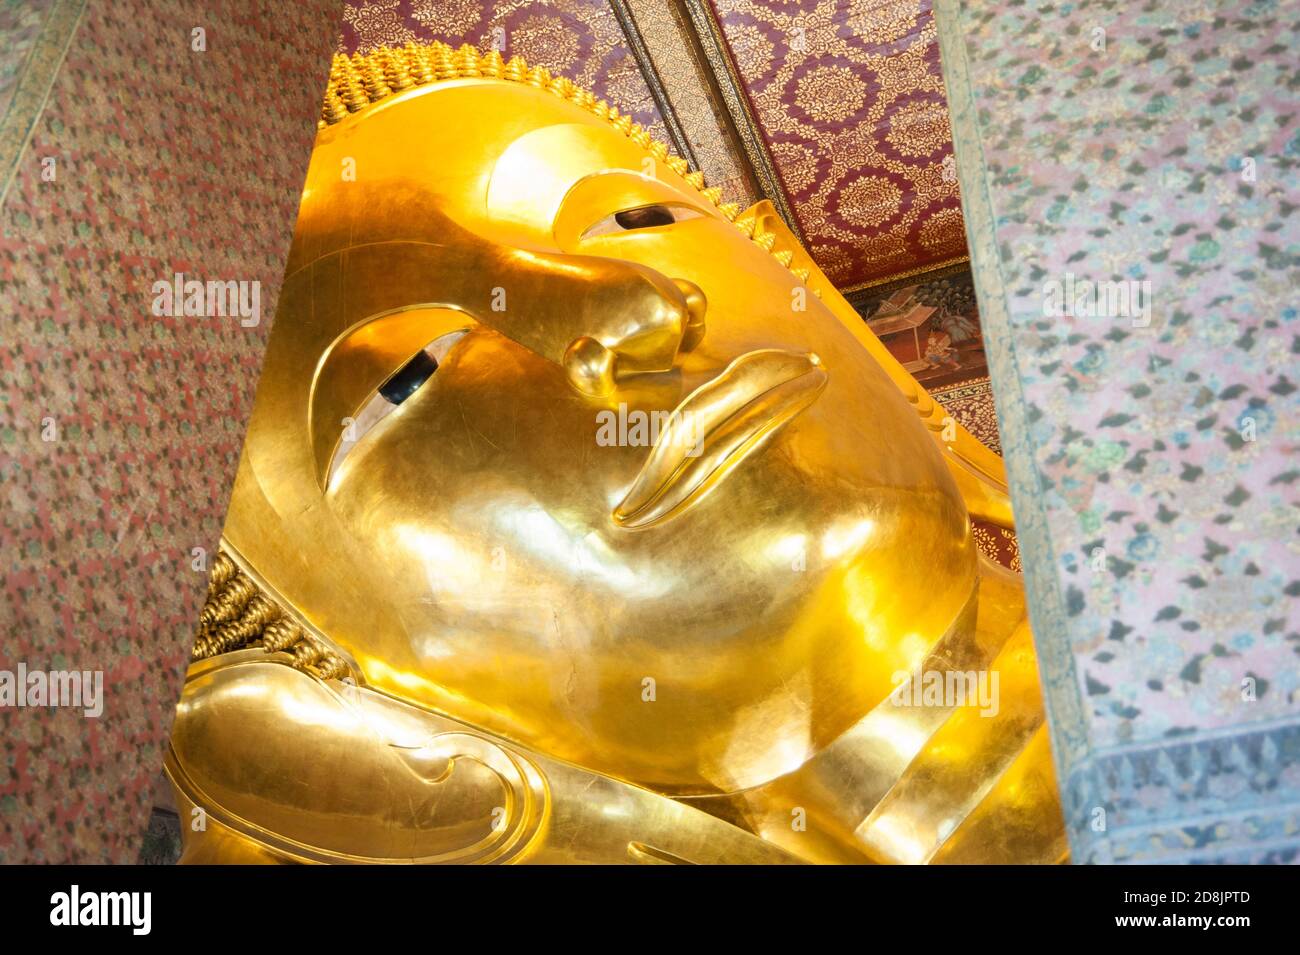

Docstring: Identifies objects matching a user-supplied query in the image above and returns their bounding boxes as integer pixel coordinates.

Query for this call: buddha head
[224,43,977,794]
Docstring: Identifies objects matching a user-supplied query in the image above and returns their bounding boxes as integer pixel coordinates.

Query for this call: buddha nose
[563,269,707,397]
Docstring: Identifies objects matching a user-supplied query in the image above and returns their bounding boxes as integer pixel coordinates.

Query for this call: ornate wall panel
[0,0,337,863]
[616,0,759,206]
[691,0,968,292]
[937,0,1300,863]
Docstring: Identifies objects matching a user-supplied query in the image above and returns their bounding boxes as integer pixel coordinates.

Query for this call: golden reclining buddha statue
[165,41,1067,865]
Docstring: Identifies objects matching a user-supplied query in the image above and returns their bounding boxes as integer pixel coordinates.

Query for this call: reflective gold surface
[166,43,1066,864]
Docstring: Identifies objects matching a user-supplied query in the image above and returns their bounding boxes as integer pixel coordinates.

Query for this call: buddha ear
[743,199,1015,531]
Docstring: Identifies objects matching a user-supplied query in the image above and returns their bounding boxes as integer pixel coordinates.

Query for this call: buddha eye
[615,205,675,229]
[380,349,438,405]
[327,329,468,486]
[582,203,702,239]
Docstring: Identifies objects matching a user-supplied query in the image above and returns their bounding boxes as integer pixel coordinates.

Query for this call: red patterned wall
[707,0,966,290]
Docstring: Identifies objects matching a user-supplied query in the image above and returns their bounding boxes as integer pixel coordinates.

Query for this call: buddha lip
[613,349,827,529]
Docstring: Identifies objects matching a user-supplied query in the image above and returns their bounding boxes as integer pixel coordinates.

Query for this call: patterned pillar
[935,0,1300,863]
[0,0,338,863]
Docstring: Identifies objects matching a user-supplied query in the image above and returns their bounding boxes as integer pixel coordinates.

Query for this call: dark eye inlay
[581,201,703,239]
[614,204,676,230]
[380,349,438,405]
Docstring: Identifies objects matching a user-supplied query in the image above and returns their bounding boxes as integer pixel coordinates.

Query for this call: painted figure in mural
[165,42,1066,864]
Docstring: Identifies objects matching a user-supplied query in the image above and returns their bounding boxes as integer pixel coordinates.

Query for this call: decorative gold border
[0,0,87,212]
[675,0,804,242]
[932,0,1088,826]
[608,0,701,171]
[841,254,972,308]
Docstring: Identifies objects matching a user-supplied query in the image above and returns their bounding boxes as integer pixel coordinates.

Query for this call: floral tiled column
[934,0,1299,863]
[0,0,338,863]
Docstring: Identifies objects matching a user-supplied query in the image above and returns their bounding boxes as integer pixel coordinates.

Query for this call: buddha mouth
[613,349,827,529]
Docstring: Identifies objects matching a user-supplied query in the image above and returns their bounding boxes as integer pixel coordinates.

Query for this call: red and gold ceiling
[686,0,969,292]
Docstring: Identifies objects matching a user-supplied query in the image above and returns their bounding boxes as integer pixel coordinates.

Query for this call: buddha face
[240,78,976,793]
